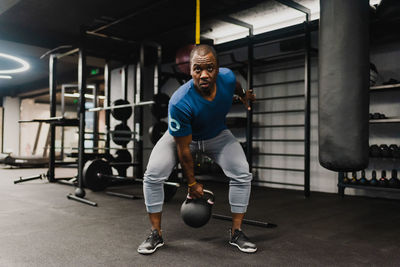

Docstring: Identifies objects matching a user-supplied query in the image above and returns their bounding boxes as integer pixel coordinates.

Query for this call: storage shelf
[370,117,400,124]
[370,83,400,91]
[369,157,400,160]
[253,166,304,172]
[338,183,400,193]
[253,180,304,187]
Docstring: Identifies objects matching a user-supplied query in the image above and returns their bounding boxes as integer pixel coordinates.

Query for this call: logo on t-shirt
[168,113,180,132]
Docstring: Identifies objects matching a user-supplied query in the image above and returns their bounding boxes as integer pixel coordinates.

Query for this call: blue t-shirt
[168,68,236,141]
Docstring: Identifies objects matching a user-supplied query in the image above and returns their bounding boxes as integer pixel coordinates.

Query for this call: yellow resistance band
[196,0,200,44]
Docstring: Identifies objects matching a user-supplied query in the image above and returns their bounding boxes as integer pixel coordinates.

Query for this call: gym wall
[19,99,49,157]
[19,98,79,157]
[155,36,400,199]
[3,96,20,155]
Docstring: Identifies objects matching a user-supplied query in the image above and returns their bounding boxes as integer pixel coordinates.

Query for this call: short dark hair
[190,44,219,66]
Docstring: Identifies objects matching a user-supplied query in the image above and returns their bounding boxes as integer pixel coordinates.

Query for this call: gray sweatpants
[143,129,252,213]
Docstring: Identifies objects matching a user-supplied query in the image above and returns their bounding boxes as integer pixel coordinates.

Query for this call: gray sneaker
[229,229,257,253]
[137,229,164,254]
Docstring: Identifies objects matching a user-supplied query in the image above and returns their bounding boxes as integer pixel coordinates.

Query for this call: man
[138,44,256,254]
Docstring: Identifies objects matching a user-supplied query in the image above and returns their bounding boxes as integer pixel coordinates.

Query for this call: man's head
[190,44,219,95]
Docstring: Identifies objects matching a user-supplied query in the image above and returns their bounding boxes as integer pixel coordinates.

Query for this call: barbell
[82,159,180,202]
[87,93,170,119]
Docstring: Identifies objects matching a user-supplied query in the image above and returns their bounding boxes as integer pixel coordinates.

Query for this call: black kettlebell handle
[186,189,215,205]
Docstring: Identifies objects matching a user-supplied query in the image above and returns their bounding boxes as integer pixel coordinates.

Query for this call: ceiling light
[0,75,12,79]
[0,53,30,74]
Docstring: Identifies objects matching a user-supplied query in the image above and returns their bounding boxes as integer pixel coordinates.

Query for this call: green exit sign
[90,68,100,75]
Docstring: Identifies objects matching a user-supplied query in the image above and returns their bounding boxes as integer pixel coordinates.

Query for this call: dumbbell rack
[338,83,400,196]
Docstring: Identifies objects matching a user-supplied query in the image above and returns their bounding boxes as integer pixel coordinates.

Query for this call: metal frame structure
[58,38,162,205]
[216,0,312,198]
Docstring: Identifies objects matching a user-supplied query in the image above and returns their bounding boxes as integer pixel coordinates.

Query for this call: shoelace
[146,231,158,243]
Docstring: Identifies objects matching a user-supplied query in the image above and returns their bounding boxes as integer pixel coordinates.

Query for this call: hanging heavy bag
[318,0,370,171]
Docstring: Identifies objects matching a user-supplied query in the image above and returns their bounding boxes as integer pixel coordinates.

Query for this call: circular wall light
[0,53,30,74]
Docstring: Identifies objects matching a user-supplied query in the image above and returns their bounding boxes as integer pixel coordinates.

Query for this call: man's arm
[234,80,256,110]
[174,135,203,198]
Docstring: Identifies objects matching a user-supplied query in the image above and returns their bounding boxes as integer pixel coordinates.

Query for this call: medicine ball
[180,189,215,228]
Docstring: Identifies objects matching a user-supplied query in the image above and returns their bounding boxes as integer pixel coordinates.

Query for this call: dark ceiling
[0,0,269,97]
[1,0,399,99]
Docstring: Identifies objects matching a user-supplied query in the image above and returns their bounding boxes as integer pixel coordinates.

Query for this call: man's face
[191,52,218,95]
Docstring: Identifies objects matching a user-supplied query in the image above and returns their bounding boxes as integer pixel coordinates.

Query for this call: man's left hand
[239,89,256,110]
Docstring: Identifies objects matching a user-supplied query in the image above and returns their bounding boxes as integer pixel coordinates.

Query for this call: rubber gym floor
[2,167,400,267]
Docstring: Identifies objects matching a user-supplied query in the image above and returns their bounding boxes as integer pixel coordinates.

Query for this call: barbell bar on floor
[212,214,277,228]
[97,173,180,188]
[56,147,136,151]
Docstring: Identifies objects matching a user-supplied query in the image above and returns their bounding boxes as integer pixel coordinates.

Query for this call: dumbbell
[388,170,400,188]
[378,170,388,187]
[370,170,379,186]
[359,170,368,185]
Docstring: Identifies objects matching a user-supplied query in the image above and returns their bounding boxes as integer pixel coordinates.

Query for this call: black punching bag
[318,0,370,172]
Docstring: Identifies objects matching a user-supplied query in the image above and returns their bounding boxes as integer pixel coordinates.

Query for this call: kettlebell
[388,169,400,188]
[380,145,391,158]
[181,189,215,228]
[343,172,350,184]
[359,170,368,186]
[350,171,358,185]
[369,144,381,158]
[389,144,400,158]
[378,170,388,187]
[370,170,379,186]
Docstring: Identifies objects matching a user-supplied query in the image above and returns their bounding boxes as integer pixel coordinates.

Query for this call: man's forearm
[234,81,245,97]
[177,147,196,185]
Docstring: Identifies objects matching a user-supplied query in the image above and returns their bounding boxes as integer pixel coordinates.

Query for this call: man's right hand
[188,182,204,199]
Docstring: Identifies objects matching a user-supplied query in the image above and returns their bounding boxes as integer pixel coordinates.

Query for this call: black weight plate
[83,159,112,191]
[151,93,170,119]
[112,124,133,146]
[111,99,132,121]
[149,121,168,145]
[114,149,132,163]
